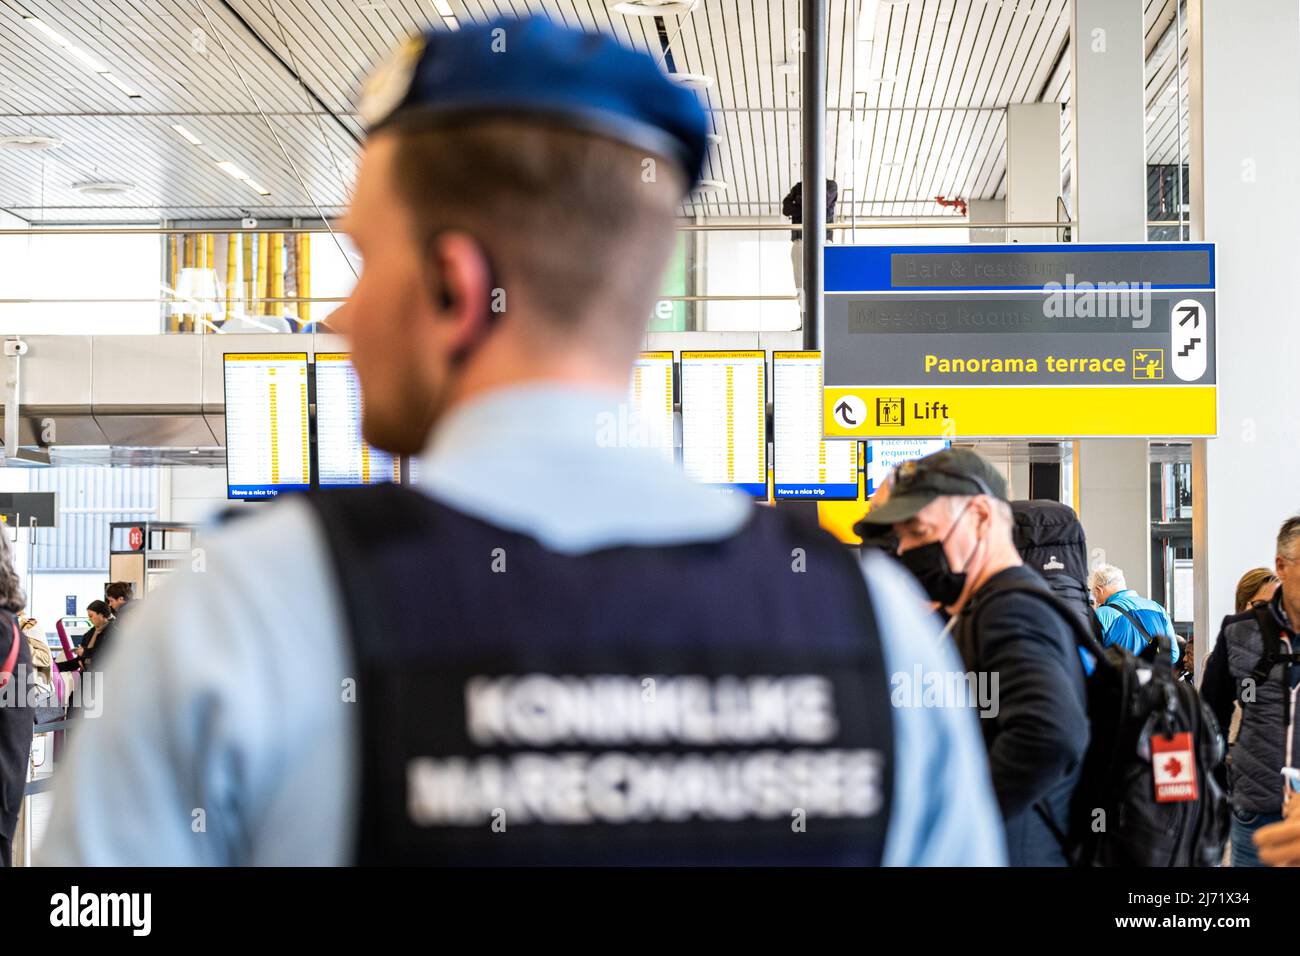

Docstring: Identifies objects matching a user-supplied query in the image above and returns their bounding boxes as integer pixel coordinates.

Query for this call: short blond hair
[383,117,684,355]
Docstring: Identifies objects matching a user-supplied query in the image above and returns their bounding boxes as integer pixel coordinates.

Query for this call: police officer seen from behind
[41,19,1003,866]
[860,449,1088,866]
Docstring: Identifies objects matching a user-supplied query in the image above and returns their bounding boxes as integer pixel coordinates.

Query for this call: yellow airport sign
[823,386,1216,439]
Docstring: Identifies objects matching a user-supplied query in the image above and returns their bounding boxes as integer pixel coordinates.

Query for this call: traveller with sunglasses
[859,448,1089,866]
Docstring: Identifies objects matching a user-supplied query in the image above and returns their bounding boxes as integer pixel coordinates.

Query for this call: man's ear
[427,231,494,352]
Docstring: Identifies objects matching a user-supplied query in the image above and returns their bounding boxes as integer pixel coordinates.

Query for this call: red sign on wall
[127,527,144,551]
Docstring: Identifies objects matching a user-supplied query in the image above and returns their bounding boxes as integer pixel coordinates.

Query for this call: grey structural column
[1071,0,1152,594]
[1190,0,1300,669]
[1006,103,1063,244]
[801,0,826,350]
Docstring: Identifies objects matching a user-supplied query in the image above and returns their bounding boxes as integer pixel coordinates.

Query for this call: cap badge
[359,35,426,128]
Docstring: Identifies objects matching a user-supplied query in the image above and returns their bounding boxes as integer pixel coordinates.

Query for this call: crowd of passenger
[1,446,1296,869]
[0,561,133,865]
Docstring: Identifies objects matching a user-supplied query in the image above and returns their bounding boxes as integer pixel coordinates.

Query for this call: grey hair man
[1201,515,1300,867]
[859,448,1089,866]
[1088,563,1180,665]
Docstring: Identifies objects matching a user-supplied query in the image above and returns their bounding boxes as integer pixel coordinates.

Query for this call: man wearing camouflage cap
[861,447,1088,866]
[43,19,1001,866]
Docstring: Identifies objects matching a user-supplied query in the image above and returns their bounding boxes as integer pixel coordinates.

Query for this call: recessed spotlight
[695,178,728,194]
[668,73,713,90]
[610,0,699,16]
[0,134,63,150]
[72,180,135,195]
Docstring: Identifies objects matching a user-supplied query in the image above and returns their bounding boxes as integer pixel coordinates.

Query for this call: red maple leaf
[1163,755,1183,778]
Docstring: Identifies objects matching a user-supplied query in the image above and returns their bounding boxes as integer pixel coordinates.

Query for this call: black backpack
[973,577,1229,867]
[1010,501,1103,645]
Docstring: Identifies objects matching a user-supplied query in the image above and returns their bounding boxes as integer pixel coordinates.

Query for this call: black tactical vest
[309,485,894,865]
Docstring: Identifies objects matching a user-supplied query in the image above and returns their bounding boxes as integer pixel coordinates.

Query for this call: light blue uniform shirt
[40,385,1005,866]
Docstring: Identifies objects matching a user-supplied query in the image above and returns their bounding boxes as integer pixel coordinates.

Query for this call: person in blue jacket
[1088,564,1180,664]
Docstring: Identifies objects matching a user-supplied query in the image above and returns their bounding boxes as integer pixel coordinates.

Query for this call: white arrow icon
[833,395,866,429]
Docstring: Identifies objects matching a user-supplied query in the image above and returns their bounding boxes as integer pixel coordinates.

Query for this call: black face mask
[897,502,973,606]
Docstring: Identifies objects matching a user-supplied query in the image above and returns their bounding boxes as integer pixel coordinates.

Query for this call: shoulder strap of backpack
[967,576,1107,665]
[1249,603,1285,686]
[1107,603,1163,662]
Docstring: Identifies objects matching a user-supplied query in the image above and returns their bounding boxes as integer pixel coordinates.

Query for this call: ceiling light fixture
[432,0,455,15]
[24,16,142,99]
[101,73,140,97]
[610,0,699,17]
[0,134,63,150]
[171,124,203,146]
[216,160,271,197]
[72,180,135,195]
[65,46,107,73]
[668,73,713,90]
[695,178,728,194]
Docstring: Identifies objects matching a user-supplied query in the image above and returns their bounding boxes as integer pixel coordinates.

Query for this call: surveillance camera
[4,339,28,357]
[241,216,258,229]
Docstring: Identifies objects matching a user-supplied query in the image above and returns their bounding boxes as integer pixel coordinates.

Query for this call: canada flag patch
[1152,732,1198,803]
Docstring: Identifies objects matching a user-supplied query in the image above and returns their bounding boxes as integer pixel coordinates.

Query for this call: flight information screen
[865,439,951,496]
[628,352,675,464]
[223,353,310,499]
[772,351,859,499]
[680,351,767,497]
[315,353,400,487]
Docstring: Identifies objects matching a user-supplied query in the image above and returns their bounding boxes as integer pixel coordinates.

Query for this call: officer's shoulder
[205,493,326,566]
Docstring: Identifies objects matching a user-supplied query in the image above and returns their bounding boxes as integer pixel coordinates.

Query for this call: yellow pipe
[242,234,254,316]
[201,234,215,333]
[182,233,195,333]
[269,233,284,318]
[255,232,269,316]
[166,235,177,333]
[297,233,311,326]
[225,234,237,327]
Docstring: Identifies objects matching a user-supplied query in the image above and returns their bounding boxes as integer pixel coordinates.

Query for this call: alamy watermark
[890,666,999,719]
[1042,274,1153,329]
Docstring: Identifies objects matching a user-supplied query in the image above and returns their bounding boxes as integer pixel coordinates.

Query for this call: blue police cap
[359,18,708,191]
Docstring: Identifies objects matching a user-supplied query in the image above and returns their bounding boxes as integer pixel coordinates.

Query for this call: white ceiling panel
[0,0,1186,225]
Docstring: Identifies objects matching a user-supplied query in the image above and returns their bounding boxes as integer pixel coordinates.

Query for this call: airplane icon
[1132,348,1165,381]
